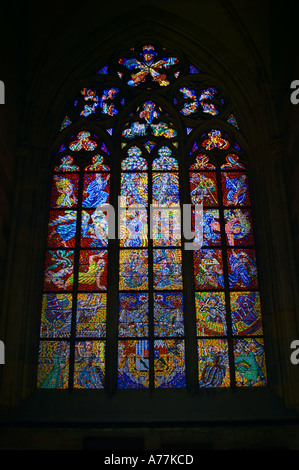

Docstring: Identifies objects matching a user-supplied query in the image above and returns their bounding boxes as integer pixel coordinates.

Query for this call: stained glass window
[37,42,267,393]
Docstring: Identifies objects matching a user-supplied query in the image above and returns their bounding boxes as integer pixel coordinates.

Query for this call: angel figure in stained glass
[48,211,77,246]
[83,174,109,208]
[124,211,146,247]
[224,173,248,205]
[202,211,221,244]
[54,176,77,207]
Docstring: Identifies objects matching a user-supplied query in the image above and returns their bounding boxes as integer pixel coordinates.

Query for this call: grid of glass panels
[118,112,186,389]
[190,134,267,388]
[37,42,267,391]
[37,135,110,389]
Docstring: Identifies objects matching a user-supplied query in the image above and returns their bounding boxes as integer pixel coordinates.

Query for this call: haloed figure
[199,344,226,387]
[75,342,104,389]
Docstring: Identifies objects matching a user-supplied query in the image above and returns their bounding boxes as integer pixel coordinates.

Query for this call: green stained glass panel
[37,341,70,389]
[234,338,267,387]
[44,250,75,291]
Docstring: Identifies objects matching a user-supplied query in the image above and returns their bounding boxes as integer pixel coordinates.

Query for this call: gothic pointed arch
[36,40,267,394]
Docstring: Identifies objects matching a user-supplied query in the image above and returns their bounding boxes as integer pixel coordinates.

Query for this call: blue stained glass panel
[152,172,179,206]
[154,339,186,388]
[82,173,110,208]
[118,293,149,337]
[230,292,263,336]
[118,340,149,389]
[227,248,258,289]
[120,173,148,207]
[154,293,184,336]
[73,341,105,389]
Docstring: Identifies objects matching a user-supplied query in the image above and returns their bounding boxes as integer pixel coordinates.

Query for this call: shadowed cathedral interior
[0,0,299,451]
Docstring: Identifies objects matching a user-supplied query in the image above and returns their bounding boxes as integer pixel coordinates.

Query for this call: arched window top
[58,43,241,149]
[37,42,267,391]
